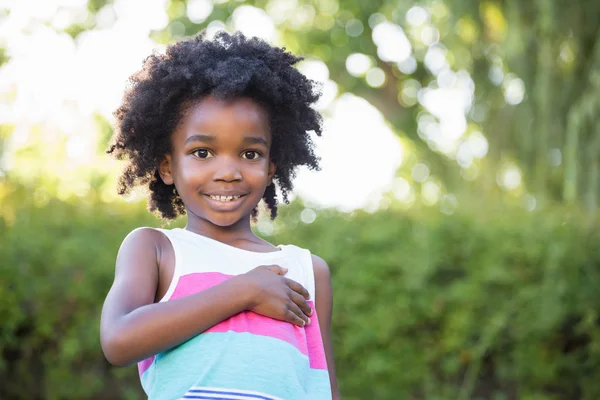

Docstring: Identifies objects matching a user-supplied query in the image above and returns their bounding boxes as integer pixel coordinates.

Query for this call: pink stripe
[304,305,328,369]
[169,272,328,370]
[138,355,155,377]
[170,272,230,299]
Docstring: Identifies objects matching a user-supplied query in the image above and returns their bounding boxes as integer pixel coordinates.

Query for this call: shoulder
[311,254,332,291]
[121,227,163,246]
[311,254,331,280]
[118,227,170,260]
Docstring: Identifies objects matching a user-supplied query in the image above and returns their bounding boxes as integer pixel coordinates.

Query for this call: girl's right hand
[243,265,313,327]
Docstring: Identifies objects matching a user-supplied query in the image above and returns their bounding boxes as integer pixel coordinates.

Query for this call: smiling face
[159,96,276,233]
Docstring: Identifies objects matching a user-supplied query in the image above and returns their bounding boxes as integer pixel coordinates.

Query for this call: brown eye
[193,149,213,159]
[242,151,261,160]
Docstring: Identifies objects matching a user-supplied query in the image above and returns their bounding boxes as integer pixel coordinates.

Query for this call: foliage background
[2,0,600,399]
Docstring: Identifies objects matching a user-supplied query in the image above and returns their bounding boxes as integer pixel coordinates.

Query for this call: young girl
[100,31,339,400]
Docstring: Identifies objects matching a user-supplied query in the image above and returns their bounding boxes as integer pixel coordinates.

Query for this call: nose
[213,156,242,182]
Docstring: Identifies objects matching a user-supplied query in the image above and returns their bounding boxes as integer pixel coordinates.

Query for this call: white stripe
[182,386,284,400]
[179,395,267,400]
[179,395,258,400]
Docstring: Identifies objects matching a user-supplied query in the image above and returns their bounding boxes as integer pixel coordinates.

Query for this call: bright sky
[1,0,520,212]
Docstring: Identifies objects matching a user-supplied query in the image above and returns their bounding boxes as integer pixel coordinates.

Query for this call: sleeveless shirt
[136,228,332,400]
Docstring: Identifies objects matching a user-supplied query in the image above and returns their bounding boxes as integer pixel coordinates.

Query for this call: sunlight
[265,0,299,25]
[392,177,411,200]
[412,163,430,183]
[293,94,404,212]
[406,6,429,27]
[421,180,441,205]
[397,56,417,74]
[2,2,426,212]
[232,6,276,42]
[345,53,373,77]
[440,194,457,215]
[497,164,523,190]
[372,21,412,64]
[424,45,449,75]
[297,59,337,110]
[205,20,226,39]
[365,67,386,88]
[503,75,526,105]
[417,68,475,163]
[187,0,213,24]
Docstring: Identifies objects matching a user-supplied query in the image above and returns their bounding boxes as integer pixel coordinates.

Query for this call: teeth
[209,195,242,202]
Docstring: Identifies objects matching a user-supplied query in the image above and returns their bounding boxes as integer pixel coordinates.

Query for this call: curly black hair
[107,31,322,220]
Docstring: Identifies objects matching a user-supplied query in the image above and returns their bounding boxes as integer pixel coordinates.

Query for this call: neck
[184,213,256,243]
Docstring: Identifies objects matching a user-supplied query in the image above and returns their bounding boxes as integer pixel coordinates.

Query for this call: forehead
[178,96,270,135]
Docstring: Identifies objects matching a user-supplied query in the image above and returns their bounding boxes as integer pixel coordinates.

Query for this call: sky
[0,0,512,212]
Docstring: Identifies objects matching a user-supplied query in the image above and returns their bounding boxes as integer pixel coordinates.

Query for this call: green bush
[279,206,600,400]
[1,181,600,399]
[0,183,159,400]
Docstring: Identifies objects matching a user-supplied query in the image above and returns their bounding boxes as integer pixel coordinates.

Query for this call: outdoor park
[1,0,600,399]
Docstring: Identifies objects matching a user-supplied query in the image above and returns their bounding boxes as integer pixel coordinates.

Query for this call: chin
[206,213,247,227]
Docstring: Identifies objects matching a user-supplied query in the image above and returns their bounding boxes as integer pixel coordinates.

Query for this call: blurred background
[2,0,600,399]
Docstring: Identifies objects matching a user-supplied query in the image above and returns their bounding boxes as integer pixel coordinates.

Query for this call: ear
[158,154,174,185]
[267,161,276,185]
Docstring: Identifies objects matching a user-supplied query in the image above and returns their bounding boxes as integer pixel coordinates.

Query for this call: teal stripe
[140,360,155,394]
[146,332,331,400]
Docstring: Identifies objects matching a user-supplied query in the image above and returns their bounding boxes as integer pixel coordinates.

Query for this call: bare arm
[312,254,340,400]
[100,228,255,366]
[100,228,312,367]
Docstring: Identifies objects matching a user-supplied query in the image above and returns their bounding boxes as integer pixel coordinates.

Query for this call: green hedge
[1,183,600,399]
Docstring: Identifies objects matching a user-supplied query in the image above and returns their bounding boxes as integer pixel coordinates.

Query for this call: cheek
[249,162,271,180]
[179,162,196,178]
[240,169,268,191]
[176,158,207,183]
[247,173,268,186]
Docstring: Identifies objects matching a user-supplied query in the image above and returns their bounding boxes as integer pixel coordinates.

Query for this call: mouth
[203,193,247,213]
[205,194,245,202]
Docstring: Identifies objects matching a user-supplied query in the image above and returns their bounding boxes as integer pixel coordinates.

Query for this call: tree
[151,0,600,211]
[4,0,600,211]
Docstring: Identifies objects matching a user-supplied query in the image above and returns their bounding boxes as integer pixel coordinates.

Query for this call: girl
[100,31,339,400]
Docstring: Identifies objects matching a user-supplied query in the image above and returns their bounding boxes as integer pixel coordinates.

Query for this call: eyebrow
[184,134,269,147]
[184,134,216,146]
[243,136,269,147]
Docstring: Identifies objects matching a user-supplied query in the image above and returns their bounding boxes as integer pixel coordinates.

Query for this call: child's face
[160,96,276,228]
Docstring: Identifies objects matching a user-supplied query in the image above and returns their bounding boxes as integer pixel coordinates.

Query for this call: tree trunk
[533,0,553,196]
[563,109,580,203]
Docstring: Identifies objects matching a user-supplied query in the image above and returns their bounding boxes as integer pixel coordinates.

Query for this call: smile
[206,194,243,202]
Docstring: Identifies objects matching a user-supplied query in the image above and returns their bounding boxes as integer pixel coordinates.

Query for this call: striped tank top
[138,228,332,400]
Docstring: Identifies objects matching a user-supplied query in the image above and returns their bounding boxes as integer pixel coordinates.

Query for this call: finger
[285,306,308,327]
[284,278,310,300]
[289,290,313,317]
[265,265,288,275]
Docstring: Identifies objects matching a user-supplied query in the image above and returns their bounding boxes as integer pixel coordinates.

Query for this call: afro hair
[107,31,323,220]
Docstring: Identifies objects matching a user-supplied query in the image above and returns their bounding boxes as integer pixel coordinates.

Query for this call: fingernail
[306,317,311,325]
